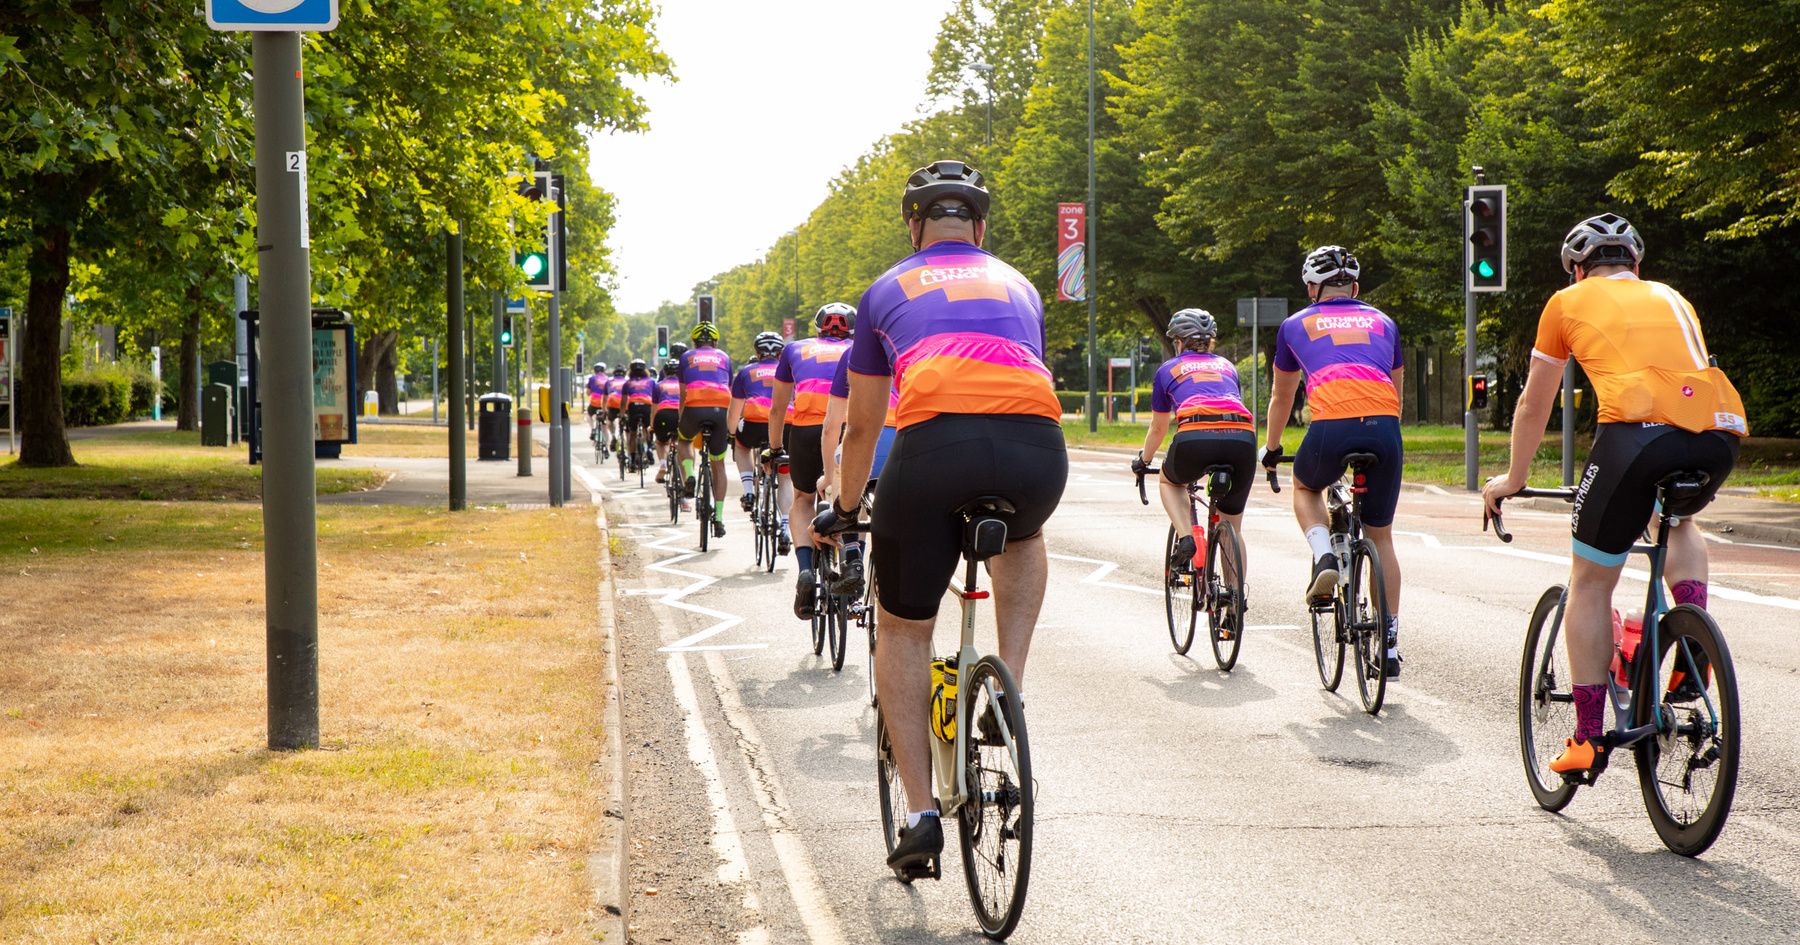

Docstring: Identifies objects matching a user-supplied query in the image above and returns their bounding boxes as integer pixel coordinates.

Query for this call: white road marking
[624,526,766,652]
[1046,552,1163,596]
[665,650,760,895]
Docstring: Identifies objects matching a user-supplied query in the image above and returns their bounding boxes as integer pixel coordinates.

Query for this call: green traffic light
[520,253,546,278]
[1471,259,1495,279]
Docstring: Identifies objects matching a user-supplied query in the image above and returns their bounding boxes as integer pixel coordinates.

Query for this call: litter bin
[478,393,513,461]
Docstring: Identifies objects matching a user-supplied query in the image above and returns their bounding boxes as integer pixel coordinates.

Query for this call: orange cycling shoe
[1549,735,1614,784]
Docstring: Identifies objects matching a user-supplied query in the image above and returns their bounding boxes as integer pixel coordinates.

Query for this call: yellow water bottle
[930,658,958,743]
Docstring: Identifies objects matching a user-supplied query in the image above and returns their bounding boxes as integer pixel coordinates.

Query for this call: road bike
[803,498,851,671]
[1489,473,1739,856]
[589,410,604,464]
[625,416,653,489]
[695,422,717,552]
[1269,453,1391,715]
[616,417,630,481]
[662,435,682,525]
[752,463,776,571]
[1135,463,1248,669]
[870,496,1033,940]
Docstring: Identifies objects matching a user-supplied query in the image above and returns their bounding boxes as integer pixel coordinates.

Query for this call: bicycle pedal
[894,858,940,883]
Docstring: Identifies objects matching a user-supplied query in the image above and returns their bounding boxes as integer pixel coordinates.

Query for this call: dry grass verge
[0,431,384,500]
[0,500,610,943]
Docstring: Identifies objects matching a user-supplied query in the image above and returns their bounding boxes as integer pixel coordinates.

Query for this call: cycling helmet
[1166,309,1218,343]
[691,322,719,345]
[628,358,647,377]
[662,358,680,375]
[1302,245,1360,287]
[753,331,785,358]
[594,361,607,374]
[814,302,855,339]
[1561,213,1645,274]
[901,160,990,221]
[611,365,625,377]
[670,342,688,360]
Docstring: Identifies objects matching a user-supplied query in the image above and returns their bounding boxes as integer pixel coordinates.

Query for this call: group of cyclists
[607,158,1748,889]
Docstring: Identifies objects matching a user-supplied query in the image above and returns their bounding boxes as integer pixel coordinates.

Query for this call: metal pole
[1464,290,1478,491]
[252,31,318,751]
[1085,0,1098,434]
[1129,344,1137,424]
[234,272,249,379]
[1562,361,1576,486]
[546,175,564,508]
[465,308,475,431]
[492,291,505,393]
[431,339,438,424]
[559,365,572,502]
[447,228,467,510]
[1251,299,1260,436]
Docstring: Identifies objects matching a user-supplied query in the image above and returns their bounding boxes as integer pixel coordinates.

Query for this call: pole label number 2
[286,150,311,250]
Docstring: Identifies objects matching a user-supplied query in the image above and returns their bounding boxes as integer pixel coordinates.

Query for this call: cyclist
[652,358,683,488]
[679,322,733,537]
[768,303,855,619]
[604,365,627,452]
[1481,213,1744,778]
[819,346,899,596]
[1260,245,1406,679]
[622,358,656,470]
[587,362,609,454]
[1130,309,1256,622]
[813,160,1067,873]
[728,332,786,516]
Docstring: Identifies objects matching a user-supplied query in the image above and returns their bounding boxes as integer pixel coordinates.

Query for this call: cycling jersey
[624,377,655,408]
[654,377,681,412]
[604,377,625,410]
[586,373,607,407]
[678,347,733,409]
[1532,272,1747,435]
[731,359,779,423]
[847,240,1060,428]
[775,337,850,425]
[1151,352,1253,433]
[830,355,900,428]
[1273,298,1402,420]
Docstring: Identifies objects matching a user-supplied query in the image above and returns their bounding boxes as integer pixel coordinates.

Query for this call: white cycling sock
[740,472,754,492]
[1305,526,1332,561]
[905,809,939,829]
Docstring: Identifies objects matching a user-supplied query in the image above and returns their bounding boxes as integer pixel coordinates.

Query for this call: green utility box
[201,383,232,447]
[207,360,239,444]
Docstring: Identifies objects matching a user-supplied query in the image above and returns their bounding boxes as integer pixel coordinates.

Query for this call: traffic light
[514,171,553,291]
[1465,184,1507,292]
[500,315,514,347]
[1467,374,1489,410]
[696,295,715,324]
[656,325,670,359]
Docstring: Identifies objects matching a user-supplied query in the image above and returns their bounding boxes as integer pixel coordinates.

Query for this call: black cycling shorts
[1293,415,1404,528]
[1572,422,1739,565]
[734,420,770,452]
[679,406,729,456]
[586,403,604,417]
[605,406,621,423]
[1162,429,1257,516]
[652,409,679,444]
[785,423,825,493]
[871,414,1068,621]
[624,403,652,431]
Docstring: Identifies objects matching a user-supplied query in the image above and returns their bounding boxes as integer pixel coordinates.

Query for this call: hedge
[63,374,133,427]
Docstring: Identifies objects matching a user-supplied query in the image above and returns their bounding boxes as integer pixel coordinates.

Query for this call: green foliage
[61,372,131,427]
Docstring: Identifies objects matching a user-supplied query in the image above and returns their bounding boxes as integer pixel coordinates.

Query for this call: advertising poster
[312,327,350,442]
[1056,202,1087,302]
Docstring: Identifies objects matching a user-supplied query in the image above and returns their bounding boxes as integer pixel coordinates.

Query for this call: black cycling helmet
[753,331,785,358]
[611,365,626,377]
[901,160,990,222]
[814,302,855,339]
[1166,309,1217,343]
[670,342,689,360]
[662,358,680,376]
[628,358,647,377]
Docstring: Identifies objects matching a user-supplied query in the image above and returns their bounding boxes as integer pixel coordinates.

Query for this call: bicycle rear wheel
[809,567,826,656]
[1163,526,1197,655]
[1518,585,1579,812]
[824,548,848,672]
[1207,520,1245,671]
[666,448,681,524]
[1634,604,1739,857]
[865,570,880,706]
[617,431,627,479]
[957,656,1032,940]
[875,708,910,868]
[1350,539,1389,715]
[1311,601,1345,691]
[697,461,712,552]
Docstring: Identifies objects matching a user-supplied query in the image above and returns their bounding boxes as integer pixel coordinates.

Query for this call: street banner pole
[1465,289,1478,491]
[252,31,319,751]
[1084,0,1098,434]
[448,228,467,510]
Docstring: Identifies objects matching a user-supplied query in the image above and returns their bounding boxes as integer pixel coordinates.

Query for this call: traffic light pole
[448,227,467,511]
[252,31,319,751]
[546,176,564,508]
[1464,289,1477,492]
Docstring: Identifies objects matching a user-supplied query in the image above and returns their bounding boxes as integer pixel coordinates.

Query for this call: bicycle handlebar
[1263,455,1295,494]
[1134,466,1160,506]
[1485,487,1576,544]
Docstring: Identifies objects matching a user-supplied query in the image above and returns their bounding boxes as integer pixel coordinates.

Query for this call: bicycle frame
[932,553,1019,817]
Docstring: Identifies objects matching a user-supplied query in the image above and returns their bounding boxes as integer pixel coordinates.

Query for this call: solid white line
[664,651,762,905]
[1046,552,1164,596]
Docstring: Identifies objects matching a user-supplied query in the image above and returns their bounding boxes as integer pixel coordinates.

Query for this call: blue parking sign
[207,0,339,31]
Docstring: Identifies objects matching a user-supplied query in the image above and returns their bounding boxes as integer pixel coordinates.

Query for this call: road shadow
[1284,697,1463,775]
[737,662,867,712]
[863,874,994,944]
[1142,652,1280,709]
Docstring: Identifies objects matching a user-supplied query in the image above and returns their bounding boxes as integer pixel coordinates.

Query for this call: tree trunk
[1133,297,1176,359]
[175,284,202,432]
[374,330,400,414]
[19,222,76,467]
[356,332,380,407]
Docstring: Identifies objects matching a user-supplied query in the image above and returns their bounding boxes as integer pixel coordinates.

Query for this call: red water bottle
[1610,609,1644,687]
[1191,522,1205,568]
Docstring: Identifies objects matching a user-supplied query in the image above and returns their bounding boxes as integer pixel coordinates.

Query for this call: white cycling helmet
[1561,213,1645,274]
[1302,245,1360,287]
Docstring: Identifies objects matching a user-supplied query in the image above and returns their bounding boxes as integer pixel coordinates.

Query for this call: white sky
[585,0,959,314]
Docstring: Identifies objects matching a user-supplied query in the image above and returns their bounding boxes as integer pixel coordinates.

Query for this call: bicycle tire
[1350,539,1390,715]
[866,570,880,706]
[957,656,1032,940]
[697,459,712,552]
[828,592,848,672]
[876,708,910,867]
[762,477,779,573]
[1311,601,1345,692]
[665,446,681,525]
[1634,604,1739,857]
[1518,585,1579,812]
[1207,519,1245,671]
[809,563,826,656]
[1163,525,1197,655]
[617,429,627,480]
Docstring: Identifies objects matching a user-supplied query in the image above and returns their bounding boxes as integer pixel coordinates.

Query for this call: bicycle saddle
[1658,470,1711,504]
[956,495,1015,561]
[1342,452,1381,468]
[1202,463,1236,475]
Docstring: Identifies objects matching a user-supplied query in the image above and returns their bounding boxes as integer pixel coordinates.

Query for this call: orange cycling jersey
[1533,273,1746,435]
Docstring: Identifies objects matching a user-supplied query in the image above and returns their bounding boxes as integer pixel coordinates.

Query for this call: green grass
[0,430,384,500]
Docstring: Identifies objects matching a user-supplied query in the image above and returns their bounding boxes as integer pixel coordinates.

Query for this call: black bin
[478,393,512,461]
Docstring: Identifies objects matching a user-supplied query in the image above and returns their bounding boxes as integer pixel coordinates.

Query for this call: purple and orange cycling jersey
[587,374,607,406]
[775,337,850,426]
[623,377,655,407]
[1272,298,1402,420]
[847,240,1060,428]
[654,377,681,411]
[679,346,733,409]
[604,377,625,409]
[732,360,779,423]
[1152,352,1253,433]
[830,355,899,427]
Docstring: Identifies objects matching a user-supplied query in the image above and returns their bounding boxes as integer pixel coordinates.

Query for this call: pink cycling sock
[1573,684,1606,743]
[1672,580,1708,610]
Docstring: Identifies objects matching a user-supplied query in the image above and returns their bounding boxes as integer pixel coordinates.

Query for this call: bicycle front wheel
[697,465,712,552]
[875,708,910,864]
[826,559,849,672]
[1207,520,1245,671]
[666,451,681,525]
[957,656,1032,940]
[1634,604,1739,857]
[1163,526,1196,655]
[1311,601,1345,692]
[865,570,880,707]
[1518,585,1579,812]
[1350,539,1390,715]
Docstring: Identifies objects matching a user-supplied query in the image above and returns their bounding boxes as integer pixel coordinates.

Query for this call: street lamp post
[1085,0,1099,434]
[972,61,995,147]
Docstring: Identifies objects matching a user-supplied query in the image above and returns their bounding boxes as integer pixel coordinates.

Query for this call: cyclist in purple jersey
[728,332,789,520]
[1131,310,1257,599]
[621,360,656,469]
[813,160,1067,874]
[679,322,733,534]
[769,304,854,619]
[652,359,682,485]
[820,353,898,595]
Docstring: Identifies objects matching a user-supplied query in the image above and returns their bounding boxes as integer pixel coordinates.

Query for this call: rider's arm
[1139,412,1171,466]
[767,381,794,450]
[1486,356,1562,508]
[820,394,848,501]
[726,397,743,435]
[1265,369,1302,450]
[836,372,889,509]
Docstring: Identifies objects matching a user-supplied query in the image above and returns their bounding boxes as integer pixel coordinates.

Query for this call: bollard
[517,407,532,477]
